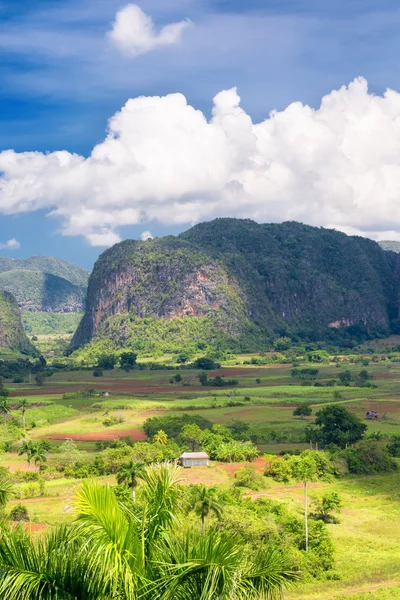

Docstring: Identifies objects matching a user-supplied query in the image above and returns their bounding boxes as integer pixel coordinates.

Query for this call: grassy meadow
[2,356,400,598]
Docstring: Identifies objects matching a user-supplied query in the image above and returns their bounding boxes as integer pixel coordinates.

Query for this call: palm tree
[18,399,29,430]
[154,429,168,445]
[0,475,13,510]
[18,440,35,471]
[0,398,10,427]
[190,484,223,534]
[32,448,47,473]
[0,464,299,599]
[116,459,145,501]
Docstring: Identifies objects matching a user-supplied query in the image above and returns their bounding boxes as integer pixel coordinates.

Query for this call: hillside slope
[0,291,38,355]
[70,219,400,353]
[0,256,89,312]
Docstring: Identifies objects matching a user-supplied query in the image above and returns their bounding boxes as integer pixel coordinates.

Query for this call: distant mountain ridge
[70,219,400,354]
[0,256,89,313]
[378,241,400,254]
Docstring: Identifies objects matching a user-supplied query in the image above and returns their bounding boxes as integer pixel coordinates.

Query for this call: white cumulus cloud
[0,238,20,250]
[108,4,191,57]
[3,77,400,246]
[140,230,154,240]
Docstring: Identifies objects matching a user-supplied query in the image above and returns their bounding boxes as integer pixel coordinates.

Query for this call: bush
[93,368,103,377]
[143,414,213,440]
[293,405,312,419]
[192,357,220,370]
[234,466,266,490]
[344,440,398,474]
[9,504,29,522]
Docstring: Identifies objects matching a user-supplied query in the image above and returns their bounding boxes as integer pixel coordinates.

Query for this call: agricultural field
[2,357,400,598]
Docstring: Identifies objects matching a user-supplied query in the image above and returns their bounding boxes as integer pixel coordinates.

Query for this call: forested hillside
[0,256,89,313]
[0,291,38,355]
[70,219,400,355]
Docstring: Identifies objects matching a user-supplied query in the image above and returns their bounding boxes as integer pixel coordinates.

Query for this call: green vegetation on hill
[22,311,83,335]
[70,219,400,356]
[0,291,37,355]
[0,255,89,313]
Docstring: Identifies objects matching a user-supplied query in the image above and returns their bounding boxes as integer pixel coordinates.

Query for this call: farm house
[180,452,210,467]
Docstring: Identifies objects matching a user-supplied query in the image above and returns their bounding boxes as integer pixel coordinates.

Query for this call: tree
[290,452,319,552]
[119,351,137,372]
[0,377,9,398]
[304,425,323,450]
[0,474,13,509]
[0,398,10,426]
[193,357,220,370]
[190,484,223,534]
[180,424,204,451]
[32,447,47,473]
[18,399,29,430]
[177,352,189,363]
[173,373,182,383]
[154,429,168,445]
[273,336,292,351]
[293,405,312,419]
[96,353,117,370]
[116,459,145,501]
[18,440,35,471]
[312,492,342,523]
[199,372,208,386]
[291,368,319,381]
[315,405,367,448]
[34,371,46,386]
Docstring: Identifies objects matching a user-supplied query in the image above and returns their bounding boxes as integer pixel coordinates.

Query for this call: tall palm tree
[190,484,223,534]
[0,398,10,427]
[116,459,145,501]
[18,399,29,430]
[0,463,299,599]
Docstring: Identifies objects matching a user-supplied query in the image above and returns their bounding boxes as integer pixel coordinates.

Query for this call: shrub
[192,357,220,370]
[293,405,312,419]
[311,491,342,523]
[9,504,29,522]
[234,466,266,491]
[344,440,398,474]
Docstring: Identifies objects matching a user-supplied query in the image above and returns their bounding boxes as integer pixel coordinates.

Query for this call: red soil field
[44,428,148,442]
[217,457,266,475]
[8,365,289,398]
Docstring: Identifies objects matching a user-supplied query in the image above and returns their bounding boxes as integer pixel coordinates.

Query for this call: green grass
[5,360,400,597]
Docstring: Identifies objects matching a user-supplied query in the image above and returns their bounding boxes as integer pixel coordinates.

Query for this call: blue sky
[1,0,400,268]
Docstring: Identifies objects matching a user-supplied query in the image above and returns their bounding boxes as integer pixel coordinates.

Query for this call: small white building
[180,452,209,468]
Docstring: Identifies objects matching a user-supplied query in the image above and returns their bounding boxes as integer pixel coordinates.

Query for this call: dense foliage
[71,219,400,356]
[0,292,38,355]
[0,255,88,313]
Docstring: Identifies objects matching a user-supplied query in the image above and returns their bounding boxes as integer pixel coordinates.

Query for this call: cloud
[0,238,20,250]
[140,230,154,240]
[108,4,191,56]
[3,77,400,245]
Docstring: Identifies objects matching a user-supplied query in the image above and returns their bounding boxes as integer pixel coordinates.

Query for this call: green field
[3,358,400,598]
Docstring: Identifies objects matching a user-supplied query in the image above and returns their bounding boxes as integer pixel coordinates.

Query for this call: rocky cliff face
[0,291,38,355]
[70,219,400,352]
